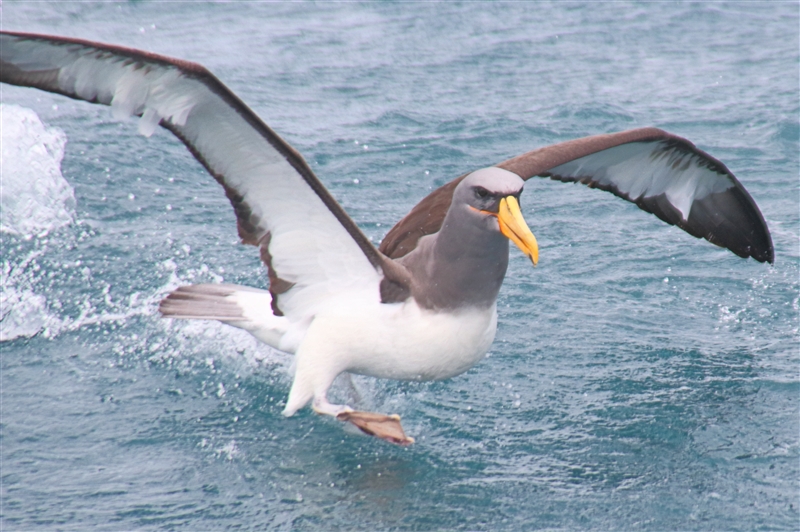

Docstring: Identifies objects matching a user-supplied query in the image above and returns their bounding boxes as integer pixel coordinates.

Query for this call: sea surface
[1,2,798,530]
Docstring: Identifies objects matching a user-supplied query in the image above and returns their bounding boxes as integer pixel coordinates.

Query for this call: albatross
[0,32,773,445]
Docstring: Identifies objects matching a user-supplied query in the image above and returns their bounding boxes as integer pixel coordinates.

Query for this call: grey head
[398,167,536,311]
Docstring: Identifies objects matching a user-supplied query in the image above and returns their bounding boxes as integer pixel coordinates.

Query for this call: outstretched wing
[0,31,386,319]
[380,128,773,263]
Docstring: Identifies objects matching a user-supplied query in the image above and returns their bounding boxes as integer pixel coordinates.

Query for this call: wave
[0,104,75,237]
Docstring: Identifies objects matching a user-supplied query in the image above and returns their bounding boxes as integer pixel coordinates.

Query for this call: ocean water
[1,2,798,530]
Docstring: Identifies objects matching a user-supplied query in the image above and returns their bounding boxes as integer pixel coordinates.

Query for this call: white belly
[303,297,498,381]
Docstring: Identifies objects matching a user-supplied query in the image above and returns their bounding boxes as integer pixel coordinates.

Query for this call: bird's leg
[312,394,414,446]
[311,395,352,417]
[288,336,414,446]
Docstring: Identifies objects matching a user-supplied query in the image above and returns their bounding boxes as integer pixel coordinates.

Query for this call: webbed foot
[337,410,415,446]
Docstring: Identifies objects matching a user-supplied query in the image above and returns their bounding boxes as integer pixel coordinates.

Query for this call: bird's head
[456,167,539,266]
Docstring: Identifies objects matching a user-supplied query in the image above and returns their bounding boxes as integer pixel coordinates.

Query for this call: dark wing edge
[381,127,773,263]
[0,30,386,269]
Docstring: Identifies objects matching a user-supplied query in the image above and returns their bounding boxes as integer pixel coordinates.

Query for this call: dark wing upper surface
[380,128,773,263]
[1,31,387,318]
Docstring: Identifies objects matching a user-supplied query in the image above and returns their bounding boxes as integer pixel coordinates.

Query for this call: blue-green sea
[1,2,798,530]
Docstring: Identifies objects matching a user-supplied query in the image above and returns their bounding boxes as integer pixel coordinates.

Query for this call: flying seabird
[0,32,773,445]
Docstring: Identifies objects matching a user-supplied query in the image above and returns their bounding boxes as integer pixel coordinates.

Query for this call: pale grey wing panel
[0,31,385,318]
[539,139,773,263]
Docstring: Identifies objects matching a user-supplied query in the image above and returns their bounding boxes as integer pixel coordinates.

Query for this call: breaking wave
[0,104,75,237]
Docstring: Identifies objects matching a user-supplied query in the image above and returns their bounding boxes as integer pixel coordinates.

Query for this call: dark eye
[474,187,490,199]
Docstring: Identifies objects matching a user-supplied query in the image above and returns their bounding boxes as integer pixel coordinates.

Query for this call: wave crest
[0,104,75,237]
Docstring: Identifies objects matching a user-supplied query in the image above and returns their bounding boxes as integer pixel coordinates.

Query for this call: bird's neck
[400,207,509,311]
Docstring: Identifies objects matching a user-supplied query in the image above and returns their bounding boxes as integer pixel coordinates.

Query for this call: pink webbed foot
[337,410,415,446]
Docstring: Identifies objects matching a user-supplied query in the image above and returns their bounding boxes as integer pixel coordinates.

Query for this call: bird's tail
[159,283,289,349]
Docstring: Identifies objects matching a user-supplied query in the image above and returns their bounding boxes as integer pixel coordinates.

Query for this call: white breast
[301,296,498,382]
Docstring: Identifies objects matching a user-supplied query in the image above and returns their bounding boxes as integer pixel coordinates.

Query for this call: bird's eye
[474,187,490,199]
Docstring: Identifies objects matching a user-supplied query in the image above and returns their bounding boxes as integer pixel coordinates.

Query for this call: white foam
[1,236,286,381]
[0,247,58,342]
[0,104,75,237]
[0,284,49,342]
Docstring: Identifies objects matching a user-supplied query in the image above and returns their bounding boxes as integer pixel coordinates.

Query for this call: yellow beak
[497,196,538,266]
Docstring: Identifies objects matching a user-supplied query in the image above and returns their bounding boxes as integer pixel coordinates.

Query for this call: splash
[0,104,75,237]
[1,244,286,379]
[0,246,56,342]
[0,279,49,341]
